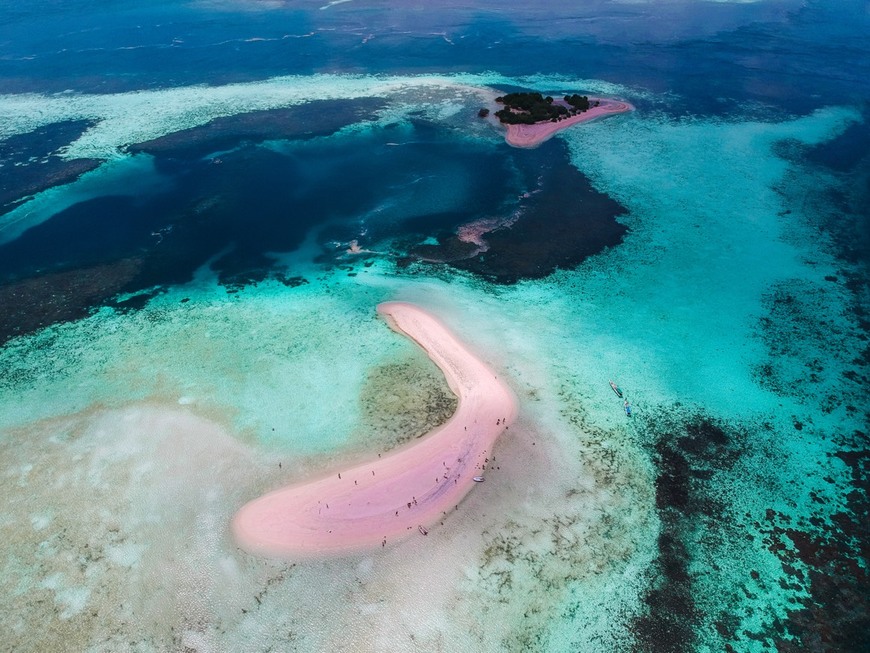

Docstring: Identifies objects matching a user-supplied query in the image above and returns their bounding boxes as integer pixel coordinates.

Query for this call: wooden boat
[418,525,428,536]
[472,476,485,482]
[609,380,623,398]
[624,399,632,417]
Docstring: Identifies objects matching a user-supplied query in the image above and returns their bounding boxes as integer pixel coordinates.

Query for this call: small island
[494,92,597,124]
[490,91,634,148]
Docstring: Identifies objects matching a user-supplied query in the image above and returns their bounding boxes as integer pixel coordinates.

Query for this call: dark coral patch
[753,279,867,406]
[0,120,102,216]
[761,440,869,653]
[406,140,628,284]
[126,100,387,161]
[634,532,699,653]
[632,411,745,652]
[0,258,144,346]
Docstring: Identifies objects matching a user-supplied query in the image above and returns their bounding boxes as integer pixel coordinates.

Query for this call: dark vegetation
[493,92,599,125]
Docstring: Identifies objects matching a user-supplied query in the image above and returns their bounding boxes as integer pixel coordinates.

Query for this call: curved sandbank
[232,301,517,558]
[504,98,634,148]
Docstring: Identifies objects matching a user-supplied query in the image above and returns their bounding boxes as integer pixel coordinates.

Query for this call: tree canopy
[493,92,595,125]
[564,94,590,111]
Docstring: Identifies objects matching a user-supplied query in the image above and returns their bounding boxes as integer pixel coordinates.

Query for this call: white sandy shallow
[232,301,517,557]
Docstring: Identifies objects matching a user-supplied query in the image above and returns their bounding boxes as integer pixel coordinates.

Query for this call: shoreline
[503,97,634,148]
[231,301,517,558]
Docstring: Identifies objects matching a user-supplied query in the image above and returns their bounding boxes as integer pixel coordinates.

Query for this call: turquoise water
[1,2,868,652]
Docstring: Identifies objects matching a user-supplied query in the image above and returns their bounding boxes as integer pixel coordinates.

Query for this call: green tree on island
[564,94,590,111]
[494,92,594,125]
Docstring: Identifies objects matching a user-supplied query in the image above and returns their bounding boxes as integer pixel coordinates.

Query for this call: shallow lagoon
[0,2,868,651]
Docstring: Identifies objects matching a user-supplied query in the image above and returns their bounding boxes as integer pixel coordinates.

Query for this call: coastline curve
[231,301,517,558]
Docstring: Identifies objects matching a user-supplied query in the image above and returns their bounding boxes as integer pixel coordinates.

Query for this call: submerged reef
[358,354,458,450]
[407,140,628,284]
[632,411,741,652]
[762,435,869,652]
[0,120,101,216]
[754,279,867,411]
[127,99,386,160]
[0,101,388,344]
[631,403,869,652]
[0,258,144,346]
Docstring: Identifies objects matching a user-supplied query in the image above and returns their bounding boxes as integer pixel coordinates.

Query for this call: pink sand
[504,97,634,148]
[231,301,517,558]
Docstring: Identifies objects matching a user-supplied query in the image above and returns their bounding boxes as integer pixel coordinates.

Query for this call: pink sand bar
[504,97,634,148]
[232,302,517,558]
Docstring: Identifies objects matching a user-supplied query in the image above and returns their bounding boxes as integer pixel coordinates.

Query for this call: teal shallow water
[0,73,867,652]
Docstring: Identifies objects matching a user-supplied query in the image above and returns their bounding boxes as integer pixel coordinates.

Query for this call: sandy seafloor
[0,2,868,652]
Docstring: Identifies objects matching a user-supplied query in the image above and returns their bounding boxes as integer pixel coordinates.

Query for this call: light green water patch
[555,104,862,420]
[0,271,435,458]
[355,352,458,451]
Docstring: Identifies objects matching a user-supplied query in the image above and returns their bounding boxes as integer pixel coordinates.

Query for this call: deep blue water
[2,1,868,112]
[2,0,868,298]
[0,119,518,289]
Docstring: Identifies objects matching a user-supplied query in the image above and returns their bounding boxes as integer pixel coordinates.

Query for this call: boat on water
[624,399,632,417]
[609,380,623,398]
[473,476,485,482]
[418,525,428,536]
